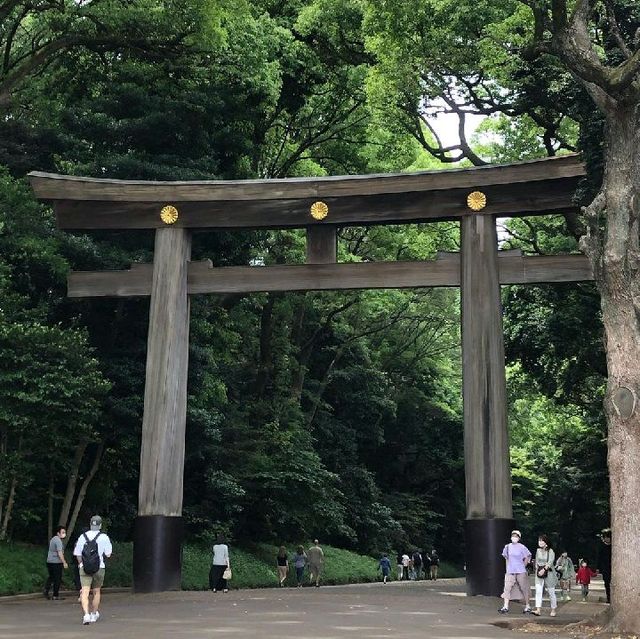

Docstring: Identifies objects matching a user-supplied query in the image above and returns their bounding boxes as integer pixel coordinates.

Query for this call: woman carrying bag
[532,535,558,617]
[209,534,231,593]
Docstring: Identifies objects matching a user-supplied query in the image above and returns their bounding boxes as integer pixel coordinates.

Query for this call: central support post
[133,227,192,592]
[461,214,514,596]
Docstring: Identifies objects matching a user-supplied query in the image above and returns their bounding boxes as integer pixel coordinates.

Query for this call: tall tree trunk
[582,102,640,632]
[58,440,88,529]
[306,345,346,429]
[0,434,21,540]
[0,425,7,527]
[47,467,54,540]
[255,294,277,398]
[66,443,104,543]
[290,295,308,401]
[0,476,17,540]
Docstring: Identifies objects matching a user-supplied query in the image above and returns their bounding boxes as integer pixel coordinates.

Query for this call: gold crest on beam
[467,191,487,211]
[160,205,179,224]
[310,201,329,220]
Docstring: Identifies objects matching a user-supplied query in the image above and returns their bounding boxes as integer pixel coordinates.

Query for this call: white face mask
[511,536,519,544]
[538,541,545,548]
[60,532,66,539]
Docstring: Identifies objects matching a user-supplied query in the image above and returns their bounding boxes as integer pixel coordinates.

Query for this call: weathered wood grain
[306,226,337,264]
[66,253,593,297]
[48,177,581,230]
[461,215,513,520]
[138,228,191,517]
[29,155,584,202]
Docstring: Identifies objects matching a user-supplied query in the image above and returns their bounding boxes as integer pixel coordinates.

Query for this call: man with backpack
[73,515,112,625]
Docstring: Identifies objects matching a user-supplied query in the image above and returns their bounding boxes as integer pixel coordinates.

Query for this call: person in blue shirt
[379,554,392,584]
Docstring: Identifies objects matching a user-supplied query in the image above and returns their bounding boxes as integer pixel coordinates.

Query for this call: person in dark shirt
[429,549,440,581]
[597,529,612,604]
[44,526,68,600]
[412,550,423,580]
[276,546,289,587]
[379,554,391,583]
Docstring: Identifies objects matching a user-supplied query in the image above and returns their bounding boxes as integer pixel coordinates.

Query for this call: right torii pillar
[461,213,515,597]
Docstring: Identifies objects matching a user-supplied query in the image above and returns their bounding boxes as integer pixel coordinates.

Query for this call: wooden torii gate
[29,154,592,597]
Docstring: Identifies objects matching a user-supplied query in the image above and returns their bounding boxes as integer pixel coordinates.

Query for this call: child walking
[576,560,597,601]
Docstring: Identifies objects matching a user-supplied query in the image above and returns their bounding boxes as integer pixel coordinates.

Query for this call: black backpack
[81,532,103,575]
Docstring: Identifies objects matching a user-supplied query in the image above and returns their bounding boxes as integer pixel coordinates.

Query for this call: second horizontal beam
[67,254,594,298]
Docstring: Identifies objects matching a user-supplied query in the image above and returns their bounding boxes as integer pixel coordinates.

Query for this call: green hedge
[0,541,462,596]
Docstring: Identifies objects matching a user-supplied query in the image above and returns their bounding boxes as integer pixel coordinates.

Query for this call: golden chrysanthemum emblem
[160,205,179,224]
[467,191,487,211]
[310,201,329,220]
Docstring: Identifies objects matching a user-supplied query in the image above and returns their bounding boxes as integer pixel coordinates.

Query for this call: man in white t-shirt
[73,515,112,625]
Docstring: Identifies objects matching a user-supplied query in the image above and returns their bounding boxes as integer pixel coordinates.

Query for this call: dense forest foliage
[0,0,620,566]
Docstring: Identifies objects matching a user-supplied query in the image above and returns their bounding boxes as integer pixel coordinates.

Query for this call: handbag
[223,567,232,580]
[536,549,550,578]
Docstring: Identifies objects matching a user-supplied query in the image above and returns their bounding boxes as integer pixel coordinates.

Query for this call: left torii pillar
[133,227,191,592]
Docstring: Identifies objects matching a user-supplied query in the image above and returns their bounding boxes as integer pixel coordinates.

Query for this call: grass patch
[0,541,462,595]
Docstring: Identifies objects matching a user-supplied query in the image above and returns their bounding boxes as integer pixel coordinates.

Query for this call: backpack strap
[83,532,102,544]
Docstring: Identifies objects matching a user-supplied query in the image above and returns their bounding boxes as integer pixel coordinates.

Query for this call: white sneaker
[83,614,91,625]
[90,611,100,623]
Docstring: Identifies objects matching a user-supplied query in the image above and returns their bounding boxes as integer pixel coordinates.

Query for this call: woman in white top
[209,534,230,593]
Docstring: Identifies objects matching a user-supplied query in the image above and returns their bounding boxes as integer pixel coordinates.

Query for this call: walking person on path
[576,559,597,601]
[73,515,112,625]
[401,553,410,581]
[498,530,533,615]
[44,525,68,600]
[276,546,289,587]
[412,550,423,580]
[429,549,440,581]
[597,529,612,604]
[209,534,231,593]
[555,551,575,601]
[307,540,324,587]
[379,554,391,584]
[396,552,404,581]
[531,535,558,617]
[293,546,307,587]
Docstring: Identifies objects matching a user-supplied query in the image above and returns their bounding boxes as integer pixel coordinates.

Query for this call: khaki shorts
[80,567,105,589]
[502,572,530,601]
[309,564,323,578]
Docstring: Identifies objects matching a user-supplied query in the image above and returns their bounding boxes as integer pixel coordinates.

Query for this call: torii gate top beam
[28,155,584,231]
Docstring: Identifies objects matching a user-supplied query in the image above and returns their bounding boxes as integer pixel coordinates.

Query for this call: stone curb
[0,578,464,603]
[0,587,131,603]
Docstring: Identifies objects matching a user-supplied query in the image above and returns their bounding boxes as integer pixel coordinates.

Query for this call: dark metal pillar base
[133,515,183,592]
[465,518,515,596]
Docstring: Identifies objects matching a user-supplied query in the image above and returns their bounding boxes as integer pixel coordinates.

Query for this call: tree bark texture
[582,103,640,632]
[66,443,104,541]
[0,434,21,539]
[58,440,87,530]
[255,293,277,398]
[47,468,54,541]
[0,475,17,539]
